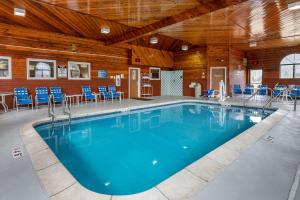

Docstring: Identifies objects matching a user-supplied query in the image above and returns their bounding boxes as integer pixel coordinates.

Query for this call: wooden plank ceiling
[0,0,300,51]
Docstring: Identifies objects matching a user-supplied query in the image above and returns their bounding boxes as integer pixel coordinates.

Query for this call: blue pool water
[35,103,273,195]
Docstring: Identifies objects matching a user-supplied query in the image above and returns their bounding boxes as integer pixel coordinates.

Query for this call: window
[280,53,300,79]
[27,58,56,80]
[250,69,262,87]
[68,61,91,80]
[0,56,12,79]
[149,67,160,80]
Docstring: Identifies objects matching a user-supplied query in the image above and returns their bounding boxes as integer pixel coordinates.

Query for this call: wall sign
[57,65,67,78]
[98,70,108,78]
[116,75,121,86]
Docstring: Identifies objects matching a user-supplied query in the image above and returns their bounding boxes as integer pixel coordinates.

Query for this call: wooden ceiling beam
[106,0,248,45]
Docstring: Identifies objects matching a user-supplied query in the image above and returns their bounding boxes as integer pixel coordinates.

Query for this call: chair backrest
[50,86,62,97]
[36,87,48,98]
[14,88,29,99]
[82,85,92,95]
[207,89,214,97]
[98,85,107,93]
[108,85,117,93]
[233,84,241,88]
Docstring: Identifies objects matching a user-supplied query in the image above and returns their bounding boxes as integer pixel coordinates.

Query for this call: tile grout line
[49,181,76,198]
[155,186,170,200]
[36,160,59,172]
[184,167,209,183]
[288,164,300,200]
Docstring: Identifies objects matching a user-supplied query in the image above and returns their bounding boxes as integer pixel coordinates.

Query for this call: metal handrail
[243,89,259,107]
[63,99,71,125]
[262,88,287,112]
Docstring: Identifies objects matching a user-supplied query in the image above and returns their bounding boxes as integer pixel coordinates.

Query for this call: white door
[161,70,183,96]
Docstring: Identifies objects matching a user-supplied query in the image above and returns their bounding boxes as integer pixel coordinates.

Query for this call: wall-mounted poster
[68,61,91,80]
[57,65,67,78]
[27,58,56,80]
[116,75,121,86]
[98,70,108,78]
[0,56,12,79]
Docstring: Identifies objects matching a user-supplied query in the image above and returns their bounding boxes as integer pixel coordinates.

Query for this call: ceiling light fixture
[288,1,300,10]
[14,8,26,17]
[100,26,110,34]
[249,42,257,47]
[181,45,188,51]
[150,36,158,44]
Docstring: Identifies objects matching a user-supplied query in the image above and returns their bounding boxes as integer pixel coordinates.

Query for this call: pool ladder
[48,98,71,128]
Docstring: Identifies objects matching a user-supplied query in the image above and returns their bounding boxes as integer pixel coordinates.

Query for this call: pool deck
[0,96,299,200]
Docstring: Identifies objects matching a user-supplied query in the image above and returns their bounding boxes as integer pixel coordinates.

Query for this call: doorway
[210,67,227,92]
[161,70,183,96]
[249,69,263,88]
[128,67,140,98]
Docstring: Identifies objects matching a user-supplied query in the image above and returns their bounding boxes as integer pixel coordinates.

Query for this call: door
[250,69,262,88]
[210,67,227,92]
[129,67,140,98]
[161,70,183,96]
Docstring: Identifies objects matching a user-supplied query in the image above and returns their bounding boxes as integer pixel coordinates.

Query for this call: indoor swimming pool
[35,103,273,195]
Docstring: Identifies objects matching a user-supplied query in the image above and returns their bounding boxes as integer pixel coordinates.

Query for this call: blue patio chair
[35,87,49,108]
[232,84,242,96]
[98,85,113,101]
[289,85,300,99]
[82,85,96,103]
[203,89,215,98]
[50,86,65,107]
[257,85,268,96]
[108,85,121,101]
[14,87,33,111]
[243,85,253,96]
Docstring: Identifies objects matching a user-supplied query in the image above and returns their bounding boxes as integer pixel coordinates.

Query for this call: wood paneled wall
[0,49,129,108]
[229,48,246,92]
[130,45,174,68]
[207,46,246,95]
[246,46,300,87]
[174,48,207,96]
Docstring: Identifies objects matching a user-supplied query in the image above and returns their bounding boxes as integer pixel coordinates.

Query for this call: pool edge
[18,99,288,200]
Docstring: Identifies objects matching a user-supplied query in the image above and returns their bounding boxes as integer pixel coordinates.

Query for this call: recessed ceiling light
[181,45,188,51]
[150,36,158,44]
[288,1,300,10]
[249,42,257,47]
[100,26,110,34]
[14,8,26,17]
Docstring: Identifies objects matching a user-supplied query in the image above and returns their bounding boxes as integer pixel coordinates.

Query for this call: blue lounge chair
[108,85,121,101]
[98,85,113,101]
[203,89,215,98]
[82,85,96,103]
[232,84,242,96]
[243,85,253,96]
[14,87,33,111]
[289,85,300,99]
[50,86,65,107]
[257,85,268,96]
[35,87,49,108]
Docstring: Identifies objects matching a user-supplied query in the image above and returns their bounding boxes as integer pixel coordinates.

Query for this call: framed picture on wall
[150,67,161,80]
[57,65,67,78]
[27,58,56,80]
[0,56,12,79]
[68,61,91,80]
